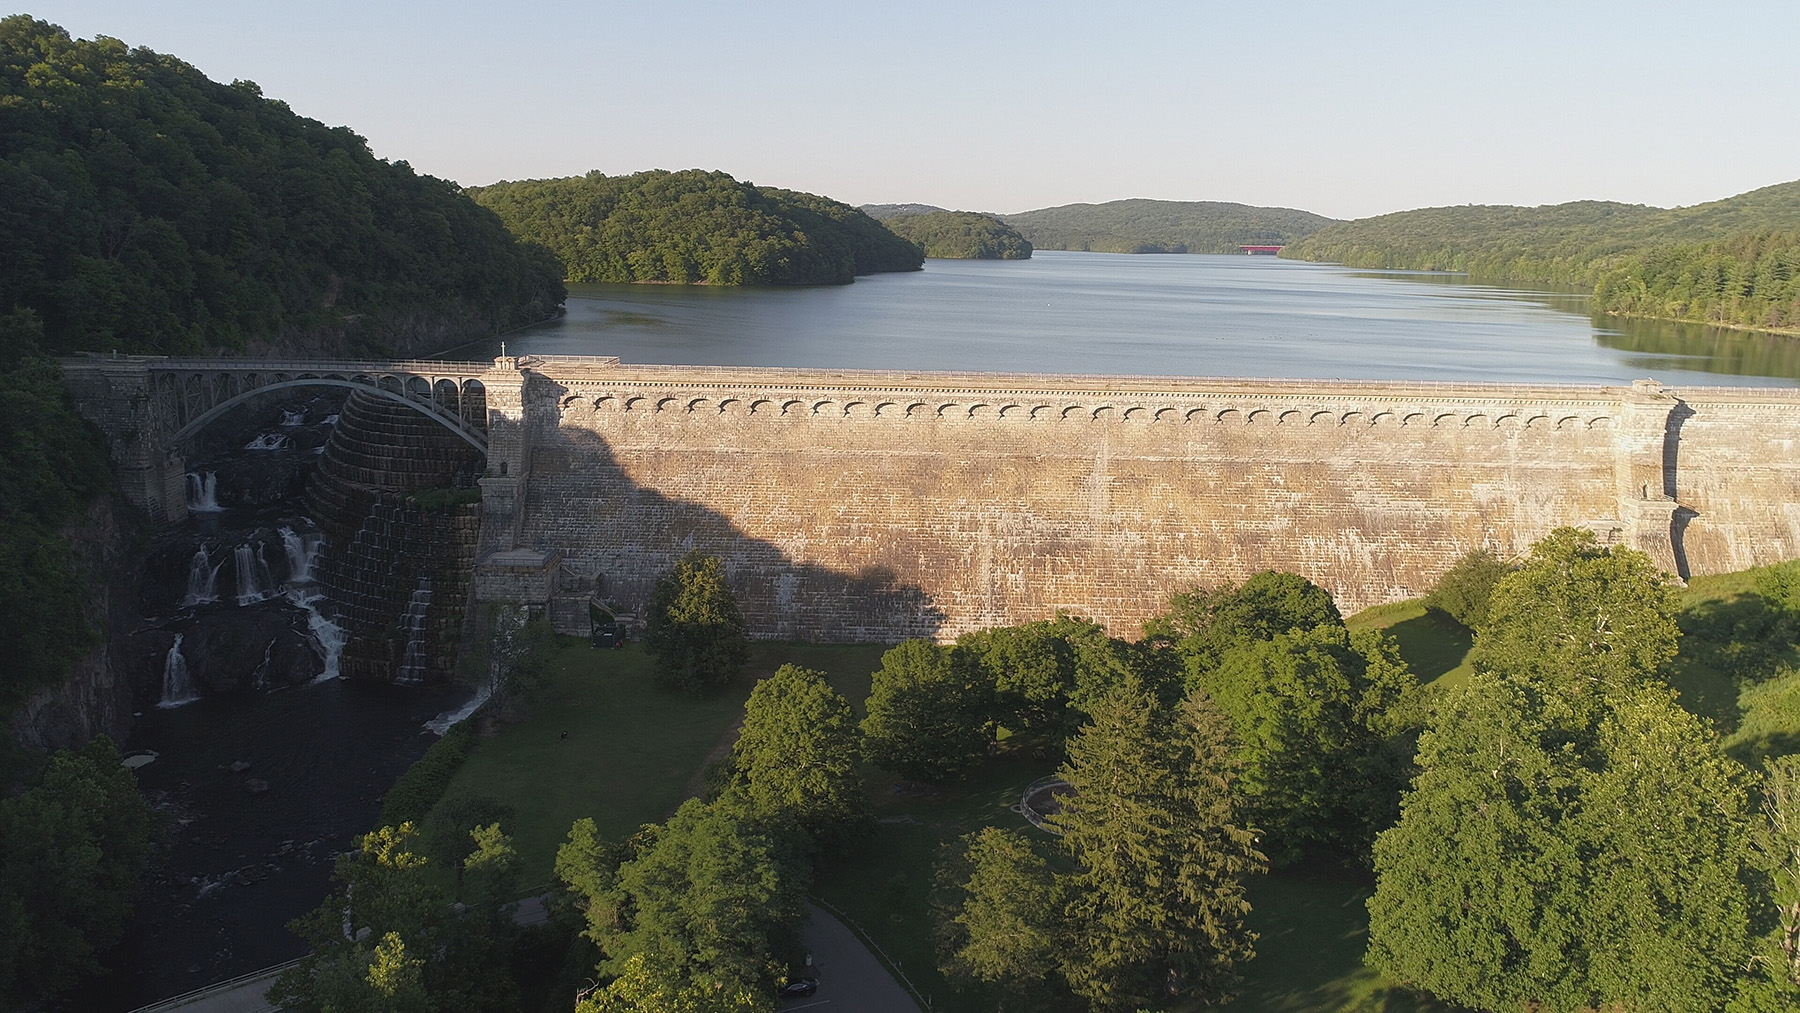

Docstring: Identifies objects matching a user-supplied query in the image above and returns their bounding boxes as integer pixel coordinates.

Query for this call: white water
[186,471,223,513]
[244,433,293,451]
[280,408,306,427]
[425,680,492,735]
[181,545,222,606]
[279,526,322,585]
[289,589,347,683]
[394,576,432,685]
[234,542,276,605]
[252,639,275,690]
[158,634,200,708]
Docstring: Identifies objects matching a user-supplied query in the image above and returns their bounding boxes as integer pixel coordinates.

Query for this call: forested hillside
[1284,180,1800,333]
[0,17,565,361]
[878,210,1033,260]
[1003,198,1336,254]
[469,171,923,286]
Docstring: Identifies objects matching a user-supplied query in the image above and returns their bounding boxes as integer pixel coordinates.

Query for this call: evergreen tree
[644,551,748,694]
[1055,679,1265,1009]
[861,639,993,783]
[938,827,1060,1010]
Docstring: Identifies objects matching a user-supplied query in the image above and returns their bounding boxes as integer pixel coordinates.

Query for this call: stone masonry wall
[503,361,1800,642]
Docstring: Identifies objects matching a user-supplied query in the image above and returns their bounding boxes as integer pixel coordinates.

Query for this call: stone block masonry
[64,354,1800,644]
[506,360,1800,641]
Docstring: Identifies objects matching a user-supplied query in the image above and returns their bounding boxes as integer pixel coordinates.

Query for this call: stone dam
[64,353,1800,644]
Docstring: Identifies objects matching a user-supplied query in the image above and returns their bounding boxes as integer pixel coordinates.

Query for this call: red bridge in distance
[1239,244,1284,255]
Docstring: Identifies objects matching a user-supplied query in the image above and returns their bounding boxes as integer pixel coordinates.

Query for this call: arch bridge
[60,354,519,522]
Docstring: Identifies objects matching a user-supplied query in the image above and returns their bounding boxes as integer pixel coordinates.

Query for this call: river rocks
[179,608,323,693]
[243,778,270,795]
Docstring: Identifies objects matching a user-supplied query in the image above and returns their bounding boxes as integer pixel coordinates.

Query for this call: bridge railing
[153,358,498,375]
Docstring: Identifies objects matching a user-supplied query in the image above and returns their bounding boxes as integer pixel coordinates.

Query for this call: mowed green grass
[423,639,887,887]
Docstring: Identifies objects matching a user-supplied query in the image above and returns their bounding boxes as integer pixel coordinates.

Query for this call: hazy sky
[14,1,1800,219]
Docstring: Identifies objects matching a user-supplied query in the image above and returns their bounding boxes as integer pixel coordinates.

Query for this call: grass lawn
[815,747,1463,1013]
[421,639,888,887]
[1345,599,1473,689]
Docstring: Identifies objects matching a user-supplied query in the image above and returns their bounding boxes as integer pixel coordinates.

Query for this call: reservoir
[443,251,1800,388]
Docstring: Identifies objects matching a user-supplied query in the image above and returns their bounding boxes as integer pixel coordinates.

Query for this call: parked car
[778,977,818,998]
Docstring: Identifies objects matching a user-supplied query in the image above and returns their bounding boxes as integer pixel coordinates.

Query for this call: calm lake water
[441,251,1800,388]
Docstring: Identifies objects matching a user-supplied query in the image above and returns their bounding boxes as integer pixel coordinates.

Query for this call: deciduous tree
[862,639,992,783]
[730,664,868,842]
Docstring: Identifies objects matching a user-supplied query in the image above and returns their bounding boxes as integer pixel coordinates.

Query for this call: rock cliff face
[9,496,142,752]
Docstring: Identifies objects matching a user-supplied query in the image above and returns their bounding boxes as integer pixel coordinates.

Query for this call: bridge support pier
[60,355,189,523]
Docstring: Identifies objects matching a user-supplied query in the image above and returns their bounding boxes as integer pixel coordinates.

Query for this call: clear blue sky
[13,1,1800,219]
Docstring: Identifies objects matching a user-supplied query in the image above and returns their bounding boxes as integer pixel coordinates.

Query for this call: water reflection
[443,252,1798,387]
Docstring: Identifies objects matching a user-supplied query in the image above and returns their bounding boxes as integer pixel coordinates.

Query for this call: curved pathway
[792,902,922,1012]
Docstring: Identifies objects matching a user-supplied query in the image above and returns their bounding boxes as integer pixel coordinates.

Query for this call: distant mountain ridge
[861,203,951,220]
[1282,178,1800,334]
[1002,199,1339,255]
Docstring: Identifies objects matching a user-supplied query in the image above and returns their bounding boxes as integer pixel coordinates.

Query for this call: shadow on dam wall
[518,382,951,642]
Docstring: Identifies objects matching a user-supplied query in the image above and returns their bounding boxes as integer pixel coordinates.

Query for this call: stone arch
[434,379,461,415]
[162,377,487,453]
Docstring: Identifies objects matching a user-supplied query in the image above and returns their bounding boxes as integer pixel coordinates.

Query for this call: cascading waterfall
[235,542,276,605]
[244,433,293,452]
[280,408,306,427]
[394,576,433,685]
[158,634,200,708]
[279,526,322,585]
[182,544,223,606]
[289,589,347,683]
[186,471,222,513]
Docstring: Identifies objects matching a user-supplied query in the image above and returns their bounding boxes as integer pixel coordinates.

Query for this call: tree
[645,551,748,694]
[1367,676,1759,1013]
[599,799,805,996]
[574,953,771,1013]
[465,605,559,716]
[861,639,992,783]
[938,828,1060,1009]
[1424,548,1516,630]
[954,615,1142,742]
[0,736,152,1007]
[1200,624,1418,862]
[730,664,868,841]
[272,824,448,1013]
[1147,570,1342,687]
[1055,679,1265,1009]
[1747,755,1800,1004]
[1470,527,1679,721]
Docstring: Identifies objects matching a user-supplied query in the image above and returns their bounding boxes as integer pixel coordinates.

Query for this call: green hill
[1283,180,1800,334]
[0,16,565,361]
[879,211,1032,260]
[469,171,923,286]
[1002,199,1338,255]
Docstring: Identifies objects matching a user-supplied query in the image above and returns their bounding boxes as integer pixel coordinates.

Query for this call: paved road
[791,902,922,1013]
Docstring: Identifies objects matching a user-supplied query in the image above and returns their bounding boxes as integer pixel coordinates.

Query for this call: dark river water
[441,251,1800,387]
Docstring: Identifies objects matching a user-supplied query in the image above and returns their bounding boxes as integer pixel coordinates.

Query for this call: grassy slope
[422,640,886,887]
